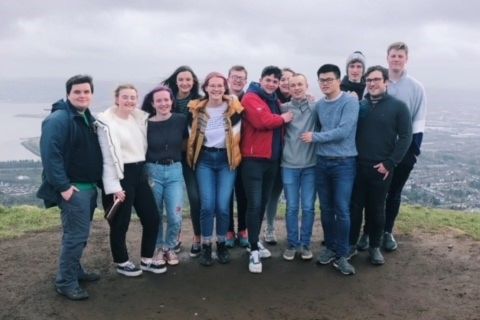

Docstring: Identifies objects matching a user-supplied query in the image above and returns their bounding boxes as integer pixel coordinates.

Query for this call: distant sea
[0,102,105,161]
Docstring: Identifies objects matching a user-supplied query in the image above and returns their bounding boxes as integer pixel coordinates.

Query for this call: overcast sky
[1,0,479,96]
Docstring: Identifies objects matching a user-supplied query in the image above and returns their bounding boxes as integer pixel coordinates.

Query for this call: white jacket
[95,106,149,194]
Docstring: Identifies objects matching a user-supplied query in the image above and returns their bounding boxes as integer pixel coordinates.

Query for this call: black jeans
[350,163,392,248]
[229,163,247,233]
[384,162,414,233]
[102,162,159,263]
[241,159,279,250]
[182,158,201,237]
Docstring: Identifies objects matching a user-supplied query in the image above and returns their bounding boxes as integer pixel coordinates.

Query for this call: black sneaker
[55,286,89,300]
[141,260,167,274]
[173,241,182,253]
[190,242,202,258]
[199,243,213,266]
[216,241,231,264]
[116,261,143,277]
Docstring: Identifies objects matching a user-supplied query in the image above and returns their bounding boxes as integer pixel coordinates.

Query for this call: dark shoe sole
[55,287,89,300]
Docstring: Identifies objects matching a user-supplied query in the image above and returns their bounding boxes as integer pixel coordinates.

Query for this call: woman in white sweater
[96,84,165,277]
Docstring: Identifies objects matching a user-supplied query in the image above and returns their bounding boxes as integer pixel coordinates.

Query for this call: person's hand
[281,111,293,123]
[373,163,390,180]
[61,185,79,201]
[300,132,314,143]
[114,190,126,202]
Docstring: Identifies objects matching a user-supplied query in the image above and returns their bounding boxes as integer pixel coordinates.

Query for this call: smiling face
[176,71,194,96]
[115,88,138,114]
[289,75,308,100]
[318,71,341,99]
[365,70,387,97]
[259,74,280,95]
[387,49,408,73]
[347,62,364,82]
[279,70,294,95]
[67,83,92,111]
[205,76,226,102]
[228,70,247,94]
[152,90,173,117]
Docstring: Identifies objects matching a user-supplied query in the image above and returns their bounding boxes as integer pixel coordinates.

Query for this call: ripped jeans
[145,162,184,250]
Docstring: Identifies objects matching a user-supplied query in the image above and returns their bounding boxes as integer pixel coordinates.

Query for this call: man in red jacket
[241,65,293,273]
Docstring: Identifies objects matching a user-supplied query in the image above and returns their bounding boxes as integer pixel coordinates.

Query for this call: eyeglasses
[229,75,246,82]
[318,78,336,84]
[365,77,383,84]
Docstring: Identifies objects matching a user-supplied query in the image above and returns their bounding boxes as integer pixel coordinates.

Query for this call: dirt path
[1,219,479,320]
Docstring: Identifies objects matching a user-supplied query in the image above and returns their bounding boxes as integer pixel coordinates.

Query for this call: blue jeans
[146,162,184,250]
[316,156,356,257]
[282,166,316,248]
[195,150,236,243]
[56,189,97,290]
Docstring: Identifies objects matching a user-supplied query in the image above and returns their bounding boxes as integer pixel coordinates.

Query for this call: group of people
[37,41,426,300]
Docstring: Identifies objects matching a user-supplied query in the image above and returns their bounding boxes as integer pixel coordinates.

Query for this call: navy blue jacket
[37,99,102,207]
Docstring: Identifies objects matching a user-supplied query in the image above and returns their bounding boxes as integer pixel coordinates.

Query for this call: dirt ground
[1,218,479,320]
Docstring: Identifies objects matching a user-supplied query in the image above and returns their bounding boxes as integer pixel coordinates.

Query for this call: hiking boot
[264,227,277,245]
[347,246,358,260]
[316,248,336,265]
[225,231,236,248]
[199,243,214,266]
[78,271,100,282]
[164,249,179,266]
[141,259,167,274]
[283,246,296,261]
[190,242,202,258]
[116,261,143,277]
[173,241,182,253]
[300,246,313,260]
[333,257,356,275]
[56,286,89,301]
[356,233,369,251]
[216,241,231,264]
[249,250,262,273]
[237,229,249,247]
[369,247,385,265]
[383,232,398,251]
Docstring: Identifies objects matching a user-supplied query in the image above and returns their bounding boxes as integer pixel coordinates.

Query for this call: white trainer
[249,250,262,273]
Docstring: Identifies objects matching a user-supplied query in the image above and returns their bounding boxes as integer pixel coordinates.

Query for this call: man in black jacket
[349,66,412,266]
[37,75,103,300]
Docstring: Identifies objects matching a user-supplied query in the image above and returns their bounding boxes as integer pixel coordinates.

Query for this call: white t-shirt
[204,103,228,148]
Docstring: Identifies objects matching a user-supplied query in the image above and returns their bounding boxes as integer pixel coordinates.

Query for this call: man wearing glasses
[301,64,359,275]
[349,66,412,266]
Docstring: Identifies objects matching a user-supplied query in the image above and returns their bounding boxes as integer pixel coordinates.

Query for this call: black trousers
[229,163,247,232]
[350,163,392,248]
[102,162,159,263]
[241,159,279,250]
[182,158,201,237]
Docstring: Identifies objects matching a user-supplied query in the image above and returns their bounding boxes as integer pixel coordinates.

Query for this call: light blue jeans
[146,162,184,250]
[282,166,316,248]
[56,189,97,290]
[316,156,356,258]
[195,150,236,243]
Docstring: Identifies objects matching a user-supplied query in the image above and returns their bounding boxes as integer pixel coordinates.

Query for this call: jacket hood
[51,99,70,113]
[246,82,278,103]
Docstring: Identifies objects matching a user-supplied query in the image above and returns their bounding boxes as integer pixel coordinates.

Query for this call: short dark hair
[228,65,248,78]
[261,65,282,80]
[66,74,94,95]
[364,65,389,82]
[316,64,341,79]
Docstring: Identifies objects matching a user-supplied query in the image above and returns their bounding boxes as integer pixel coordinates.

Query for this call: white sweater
[96,106,149,194]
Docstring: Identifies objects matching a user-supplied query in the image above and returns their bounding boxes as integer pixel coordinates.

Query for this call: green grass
[0,204,478,240]
[395,205,480,240]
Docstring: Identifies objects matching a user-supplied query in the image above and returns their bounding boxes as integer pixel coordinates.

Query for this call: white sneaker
[257,242,271,259]
[249,250,262,273]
